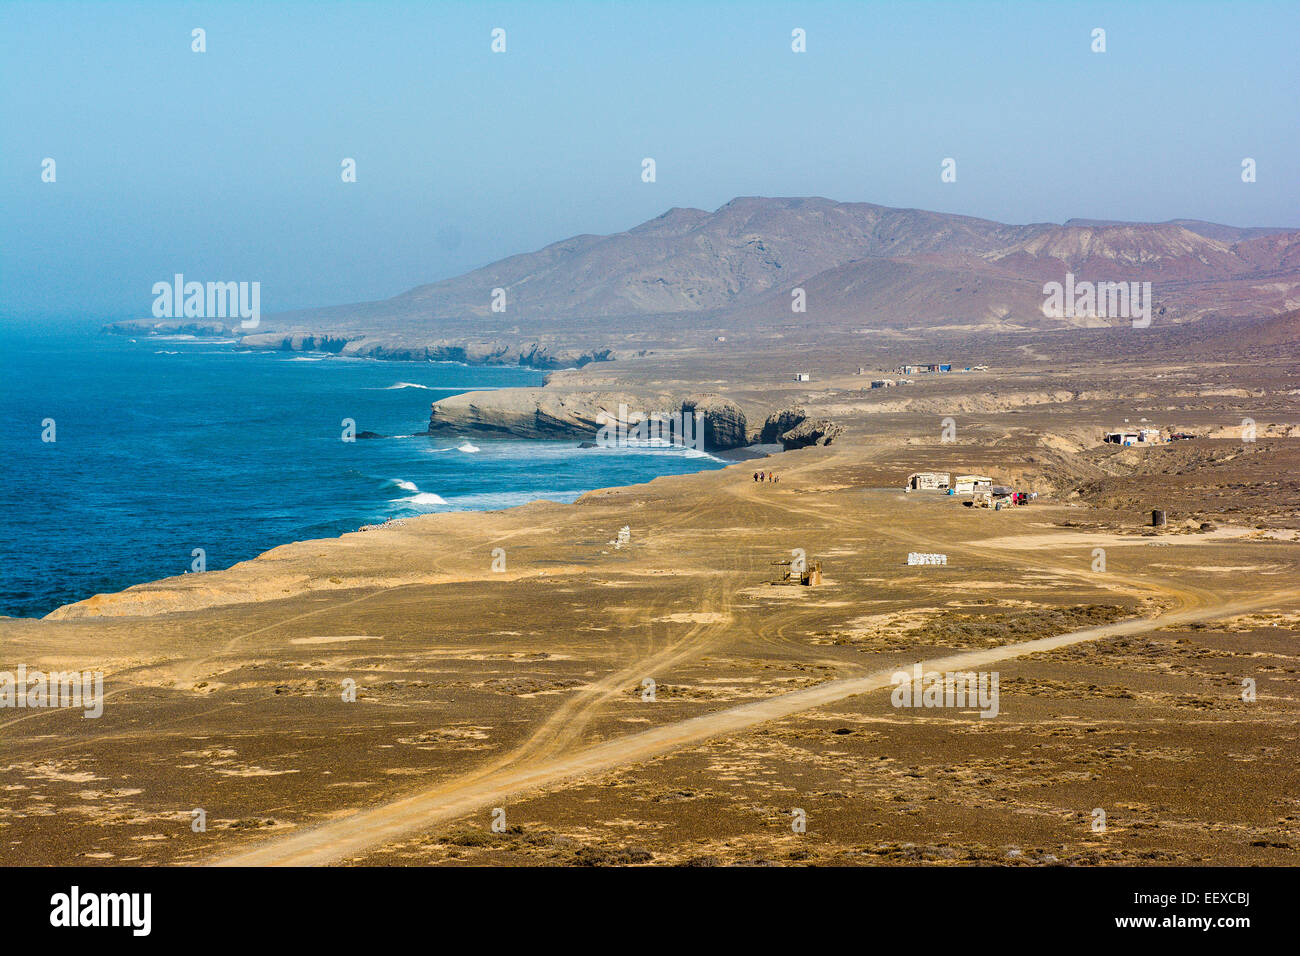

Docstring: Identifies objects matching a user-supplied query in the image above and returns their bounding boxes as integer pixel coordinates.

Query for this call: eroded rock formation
[680,394,748,450]
[779,417,844,449]
[761,406,808,444]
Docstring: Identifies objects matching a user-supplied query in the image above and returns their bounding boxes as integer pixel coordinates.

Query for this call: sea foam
[398,491,449,507]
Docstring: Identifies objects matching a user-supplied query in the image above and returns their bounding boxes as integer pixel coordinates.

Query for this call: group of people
[753,471,780,483]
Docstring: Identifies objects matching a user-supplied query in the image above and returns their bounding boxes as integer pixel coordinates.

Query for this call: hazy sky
[2,0,1296,321]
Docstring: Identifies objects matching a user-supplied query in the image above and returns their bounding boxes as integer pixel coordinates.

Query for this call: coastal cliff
[103,319,841,451]
[103,321,616,371]
[426,388,756,451]
[425,388,841,453]
[777,416,845,449]
[104,319,233,336]
[235,333,615,369]
[426,388,627,441]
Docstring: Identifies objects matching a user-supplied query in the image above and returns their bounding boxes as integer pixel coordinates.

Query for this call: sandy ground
[2,336,1298,866]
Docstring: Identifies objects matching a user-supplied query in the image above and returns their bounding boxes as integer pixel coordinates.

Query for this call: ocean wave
[387,487,582,513]
[373,382,508,392]
[396,491,449,507]
[457,442,480,453]
[384,478,420,492]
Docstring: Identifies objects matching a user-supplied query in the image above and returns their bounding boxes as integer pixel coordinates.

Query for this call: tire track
[211,585,1297,866]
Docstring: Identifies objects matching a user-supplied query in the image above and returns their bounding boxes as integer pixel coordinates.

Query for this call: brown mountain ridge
[110,197,1300,347]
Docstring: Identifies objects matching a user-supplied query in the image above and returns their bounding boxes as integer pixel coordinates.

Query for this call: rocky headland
[424,387,841,452]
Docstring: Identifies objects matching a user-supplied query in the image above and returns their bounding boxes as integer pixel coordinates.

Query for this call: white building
[952,474,993,494]
[1104,428,1160,445]
[906,471,950,491]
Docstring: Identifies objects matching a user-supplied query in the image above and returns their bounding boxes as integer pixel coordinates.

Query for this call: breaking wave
[398,491,449,507]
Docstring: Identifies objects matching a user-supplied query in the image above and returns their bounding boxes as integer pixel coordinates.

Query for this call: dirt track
[210,459,1297,865]
[214,585,1295,866]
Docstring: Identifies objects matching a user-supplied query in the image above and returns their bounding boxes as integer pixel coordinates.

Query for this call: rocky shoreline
[238,331,618,370]
[104,319,233,337]
[103,321,618,371]
[103,320,845,451]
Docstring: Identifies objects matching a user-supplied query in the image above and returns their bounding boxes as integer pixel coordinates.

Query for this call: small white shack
[1104,428,1160,445]
[952,474,994,494]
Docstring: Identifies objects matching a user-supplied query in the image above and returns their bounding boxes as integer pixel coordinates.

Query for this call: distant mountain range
[114,198,1300,343]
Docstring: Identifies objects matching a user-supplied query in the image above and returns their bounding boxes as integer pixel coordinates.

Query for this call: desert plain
[2,314,1298,869]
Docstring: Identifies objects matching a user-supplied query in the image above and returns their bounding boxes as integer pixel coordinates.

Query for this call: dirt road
[213,585,1295,866]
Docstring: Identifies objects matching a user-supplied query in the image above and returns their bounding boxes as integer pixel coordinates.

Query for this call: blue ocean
[0,323,724,618]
